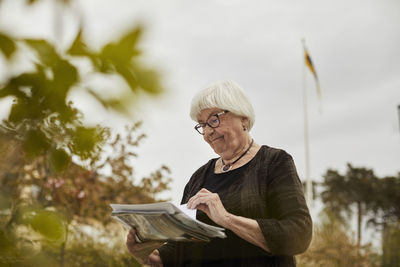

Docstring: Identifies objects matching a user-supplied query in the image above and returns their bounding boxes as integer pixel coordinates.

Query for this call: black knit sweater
[158,145,312,267]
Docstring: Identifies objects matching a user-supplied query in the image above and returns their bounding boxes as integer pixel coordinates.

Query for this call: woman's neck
[221,137,253,163]
[216,142,261,173]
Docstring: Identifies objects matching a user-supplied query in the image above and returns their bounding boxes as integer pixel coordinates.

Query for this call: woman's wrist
[221,212,234,229]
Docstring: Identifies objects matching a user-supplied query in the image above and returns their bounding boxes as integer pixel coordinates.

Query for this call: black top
[158,146,312,267]
[193,158,268,266]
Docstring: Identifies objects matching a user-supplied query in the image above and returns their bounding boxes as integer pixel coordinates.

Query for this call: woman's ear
[241,117,249,131]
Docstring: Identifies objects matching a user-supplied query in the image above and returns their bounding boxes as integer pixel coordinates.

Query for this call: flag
[303,45,321,99]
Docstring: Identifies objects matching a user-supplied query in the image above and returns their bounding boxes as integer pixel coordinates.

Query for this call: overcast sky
[1,0,399,209]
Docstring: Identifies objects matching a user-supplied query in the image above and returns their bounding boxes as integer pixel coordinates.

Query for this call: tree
[320,169,351,223]
[320,164,377,247]
[297,211,380,267]
[0,0,163,169]
[320,165,400,266]
[0,0,170,265]
[367,173,400,266]
[368,173,400,225]
[0,122,172,266]
[381,222,400,267]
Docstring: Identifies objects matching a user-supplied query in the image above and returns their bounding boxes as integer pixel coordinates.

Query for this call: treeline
[298,164,400,266]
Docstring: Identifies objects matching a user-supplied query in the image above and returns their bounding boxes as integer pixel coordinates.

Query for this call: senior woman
[126,80,312,266]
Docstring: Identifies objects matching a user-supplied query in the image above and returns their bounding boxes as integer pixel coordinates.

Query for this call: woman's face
[197,108,248,158]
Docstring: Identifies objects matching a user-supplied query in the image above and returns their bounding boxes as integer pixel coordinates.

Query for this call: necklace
[221,139,254,172]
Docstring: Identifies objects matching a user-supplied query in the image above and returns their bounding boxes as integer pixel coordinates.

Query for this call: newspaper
[110,202,226,242]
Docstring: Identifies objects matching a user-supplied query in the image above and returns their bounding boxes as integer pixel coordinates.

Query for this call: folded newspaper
[110,202,226,242]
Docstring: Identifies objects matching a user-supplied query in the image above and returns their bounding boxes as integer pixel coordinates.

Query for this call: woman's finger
[199,188,211,193]
[127,228,136,239]
[187,191,213,208]
[189,195,213,210]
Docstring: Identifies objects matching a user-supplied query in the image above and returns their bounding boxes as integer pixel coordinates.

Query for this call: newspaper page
[110,202,226,242]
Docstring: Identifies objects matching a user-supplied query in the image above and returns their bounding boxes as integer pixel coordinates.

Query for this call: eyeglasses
[194,110,229,135]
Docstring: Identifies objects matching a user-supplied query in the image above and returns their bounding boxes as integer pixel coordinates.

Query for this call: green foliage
[0,11,163,168]
[0,32,16,60]
[51,149,70,172]
[18,207,67,243]
[24,129,51,158]
[320,164,379,247]
[320,164,400,266]
[66,25,162,96]
[60,227,141,267]
[0,0,168,265]
[0,0,170,266]
[321,164,400,228]
[72,126,104,160]
[0,191,11,211]
[0,229,14,260]
[0,229,60,267]
[0,122,172,266]
[369,174,400,225]
[321,164,377,223]
[382,222,400,267]
[297,211,380,267]
[0,206,66,267]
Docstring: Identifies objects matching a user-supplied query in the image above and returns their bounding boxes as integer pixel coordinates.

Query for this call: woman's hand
[126,228,164,267]
[186,188,231,227]
[187,188,270,253]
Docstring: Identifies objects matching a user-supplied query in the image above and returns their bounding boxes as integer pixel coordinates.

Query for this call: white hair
[190,80,255,130]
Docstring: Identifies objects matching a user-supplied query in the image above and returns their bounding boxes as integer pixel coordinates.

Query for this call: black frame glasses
[194,110,229,135]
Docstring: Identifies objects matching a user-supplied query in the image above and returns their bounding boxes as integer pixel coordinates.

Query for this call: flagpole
[397,105,400,136]
[302,39,313,207]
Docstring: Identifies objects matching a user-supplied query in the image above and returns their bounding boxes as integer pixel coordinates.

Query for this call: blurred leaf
[3,60,78,123]
[24,39,59,66]
[86,88,130,113]
[22,40,78,120]
[0,32,16,59]
[0,84,13,98]
[0,190,11,210]
[24,129,50,157]
[29,210,66,242]
[51,58,78,104]
[99,27,143,89]
[22,252,59,267]
[7,94,46,123]
[67,28,90,57]
[17,206,67,241]
[51,148,70,172]
[115,65,139,91]
[100,27,142,66]
[8,101,28,122]
[0,229,16,258]
[4,70,48,122]
[72,126,103,159]
[132,64,163,94]
[96,26,163,94]
[67,27,100,67]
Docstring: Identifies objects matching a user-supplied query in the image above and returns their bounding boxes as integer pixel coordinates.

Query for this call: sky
[0,0,399,218]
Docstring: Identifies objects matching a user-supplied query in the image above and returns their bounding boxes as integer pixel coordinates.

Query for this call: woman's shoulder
[255,145,301,187]
[181,158,216,202]
[258,145,293,163]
